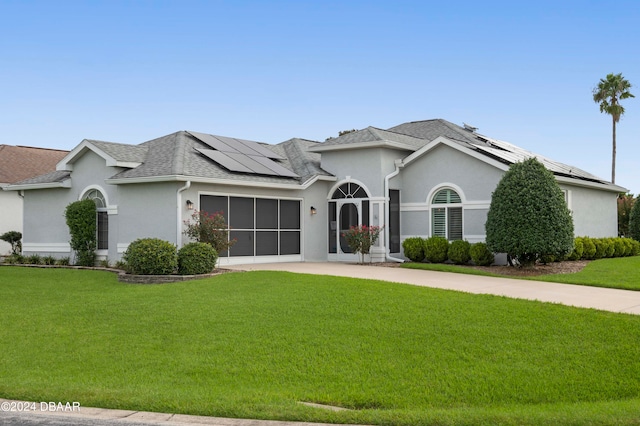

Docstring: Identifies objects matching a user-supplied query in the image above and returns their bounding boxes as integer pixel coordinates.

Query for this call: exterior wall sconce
[186,200,194,210]
[310,206,317,215]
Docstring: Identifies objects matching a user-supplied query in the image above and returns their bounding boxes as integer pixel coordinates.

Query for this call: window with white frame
[82,189,108,250]
[431,188,462,241]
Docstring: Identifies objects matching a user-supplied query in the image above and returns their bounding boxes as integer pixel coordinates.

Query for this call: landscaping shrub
[448,240,471,265]
[485,158,574,267]
[56,257,70,266]
[25,254,42,265]
[567,237,584,261]
[581,237,597,260]
[622,238,634,256]
[423,236,449,263]
[5,254,24,264]
[42,256,57,265]
[402,237,425,262]
[613,238,626,258]
[178,242,218,275]
[123,238,177,275]
[469,242,494,266]
[342,225,382,264]
[631,239,640,256]
[593,238,608,259]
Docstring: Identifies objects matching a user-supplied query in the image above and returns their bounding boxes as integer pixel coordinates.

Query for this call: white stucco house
[5,119,626,264]
[0,145,68,255]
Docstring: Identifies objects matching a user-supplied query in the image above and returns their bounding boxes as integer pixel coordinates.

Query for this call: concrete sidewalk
[227,262,640,315]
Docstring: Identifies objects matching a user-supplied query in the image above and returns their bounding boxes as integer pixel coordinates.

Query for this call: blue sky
[2,0,639,193]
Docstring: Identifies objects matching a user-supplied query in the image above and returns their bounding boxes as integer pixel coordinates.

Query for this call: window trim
[429,186,464,241]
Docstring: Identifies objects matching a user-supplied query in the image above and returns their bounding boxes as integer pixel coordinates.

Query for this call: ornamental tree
[485,158,574,267]
[0,231,22,255]
[183,210,236,254]
[343,224,382,264]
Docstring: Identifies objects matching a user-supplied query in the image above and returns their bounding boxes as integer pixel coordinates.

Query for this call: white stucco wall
[0,185,22,255]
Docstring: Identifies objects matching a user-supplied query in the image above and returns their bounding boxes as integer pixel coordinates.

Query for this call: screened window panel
[229,231,254,256]
[201,195,228,221]
[448,207,463,240]
[432,208,446,237]
[230,197,254,229]
[256,231,278,255]
[329,202,337,253]
[389,190,400,253]
[256,198,278,229]
[280,200,300,229]
[280,231,301,255]
[97,211,108,250]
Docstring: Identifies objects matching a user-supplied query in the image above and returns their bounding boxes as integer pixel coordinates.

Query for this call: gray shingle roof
[9,170,71,186]
[316,126,426,150]
[85,140,148,164]
[108,131,329,185]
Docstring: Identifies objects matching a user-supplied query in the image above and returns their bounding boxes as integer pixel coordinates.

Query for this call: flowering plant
[183,210,236,253]
[342,224,382,264]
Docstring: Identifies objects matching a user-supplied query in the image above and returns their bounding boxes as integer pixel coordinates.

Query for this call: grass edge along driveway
[1,266,640,426]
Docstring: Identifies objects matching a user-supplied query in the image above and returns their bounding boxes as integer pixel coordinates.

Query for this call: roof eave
[106,174,336,190]
[555,176,627,193]
[4,179,72,191]
[308,140,416,153]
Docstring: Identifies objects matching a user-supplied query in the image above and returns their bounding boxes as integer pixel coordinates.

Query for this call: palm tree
[593,73,634,184]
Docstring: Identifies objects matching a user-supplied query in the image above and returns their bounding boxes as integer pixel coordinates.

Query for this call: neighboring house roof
[0,145,68,184]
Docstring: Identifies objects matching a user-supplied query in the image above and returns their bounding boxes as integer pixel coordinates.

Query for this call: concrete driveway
[226,262,640,315]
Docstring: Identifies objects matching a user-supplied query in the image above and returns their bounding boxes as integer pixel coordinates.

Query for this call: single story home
[5,119,626,264]
[0,145,68,254]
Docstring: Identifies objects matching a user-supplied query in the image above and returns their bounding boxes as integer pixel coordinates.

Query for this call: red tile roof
[0,145,69,184]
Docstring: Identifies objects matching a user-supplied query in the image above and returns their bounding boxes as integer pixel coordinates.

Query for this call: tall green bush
[485,158,574,267]
[177,242,218,275]
[65,200,97,266]
[423,236,449,263]
[183,211,236,254]
[402,237,425,262]
[123,238,177,275]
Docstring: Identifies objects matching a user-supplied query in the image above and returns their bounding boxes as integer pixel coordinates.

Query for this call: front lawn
[1,266,639,425]
[403,255,640,291]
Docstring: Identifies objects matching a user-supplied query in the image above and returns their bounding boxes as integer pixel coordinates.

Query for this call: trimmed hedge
[178,242,218,275]
[123,238,177,275]
[423,236,449,263]
[470,242,494,266]
[448,240,471,265]
[402,237,425,262]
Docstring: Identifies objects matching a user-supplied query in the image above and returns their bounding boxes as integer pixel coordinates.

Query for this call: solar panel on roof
[189,130,297,178]
[197,148,254,173]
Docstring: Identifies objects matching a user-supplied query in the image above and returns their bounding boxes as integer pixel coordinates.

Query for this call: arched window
[82,188,108,250]
[431,188,462,241]
[331,182,368,199]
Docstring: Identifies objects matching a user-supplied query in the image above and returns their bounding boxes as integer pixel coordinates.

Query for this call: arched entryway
[328,181,371,261]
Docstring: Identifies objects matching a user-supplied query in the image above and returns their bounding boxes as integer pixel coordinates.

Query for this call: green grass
[1,266,640,425]
[402,256,640,291]
[533,256,640,290]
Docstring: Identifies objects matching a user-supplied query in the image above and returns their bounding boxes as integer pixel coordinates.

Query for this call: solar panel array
[471,137,606,183]
[188,131,298,178]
